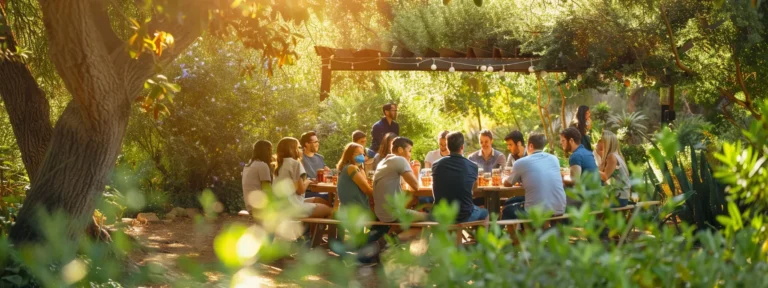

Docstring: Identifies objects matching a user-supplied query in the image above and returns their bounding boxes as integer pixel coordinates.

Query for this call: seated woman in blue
[336,143,374,209]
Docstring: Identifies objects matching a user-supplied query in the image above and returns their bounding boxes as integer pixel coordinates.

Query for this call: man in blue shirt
[432,132,488,223]
[467,129,506,173]
[300,131,331,202]
[560,127,598,187]
[370,103,400,153]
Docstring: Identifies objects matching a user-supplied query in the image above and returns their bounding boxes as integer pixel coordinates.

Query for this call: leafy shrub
[592,101,611,122]
[621,144,648,165]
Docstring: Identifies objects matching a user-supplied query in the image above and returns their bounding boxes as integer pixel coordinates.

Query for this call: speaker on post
[661,104,676,124]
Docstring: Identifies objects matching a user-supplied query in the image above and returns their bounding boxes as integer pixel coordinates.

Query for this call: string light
[320,57,539,73]
[540,71,548,78]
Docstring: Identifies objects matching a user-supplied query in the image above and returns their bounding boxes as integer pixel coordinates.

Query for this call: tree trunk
[0,5,53,184]
[9,0,204,244]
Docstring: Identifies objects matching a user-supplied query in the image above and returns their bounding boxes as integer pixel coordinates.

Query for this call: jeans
[458,206,489,223]
[503,196,525,206]
[501,202,526,220]
[304,191,330,202]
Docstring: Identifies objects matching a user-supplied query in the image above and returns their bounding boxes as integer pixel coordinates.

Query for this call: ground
[120,214,362,287]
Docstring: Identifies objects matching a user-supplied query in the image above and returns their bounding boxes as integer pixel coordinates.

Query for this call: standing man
[432,132,488,223]
[370,103,400,153]
[468,129,506,173]
[300,131,330,201]
[560,127,598,187]
[424,130,451,168]
[504,130,526,168]
[501,133,566,222]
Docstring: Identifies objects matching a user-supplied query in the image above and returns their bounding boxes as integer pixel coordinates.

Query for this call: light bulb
[540,71,548,78]
[487,66,494,72]
[528,66,535,73]
[449,65,455,72]
[431,64,437,70]
[480,65,487,71]
[499,70,505,77]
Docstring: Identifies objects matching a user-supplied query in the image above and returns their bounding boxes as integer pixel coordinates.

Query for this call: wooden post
[320,59,331,101]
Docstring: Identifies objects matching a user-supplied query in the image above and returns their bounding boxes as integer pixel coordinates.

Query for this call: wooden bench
[299,218,489,247]
[495,201,661,242]
[300,201,661,248]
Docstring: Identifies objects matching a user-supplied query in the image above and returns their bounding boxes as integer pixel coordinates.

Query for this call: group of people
[241,103,632,242]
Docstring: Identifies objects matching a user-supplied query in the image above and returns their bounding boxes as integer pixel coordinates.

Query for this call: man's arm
[401,170,420,193]
[563,165,581,186]
[503,166,522,187]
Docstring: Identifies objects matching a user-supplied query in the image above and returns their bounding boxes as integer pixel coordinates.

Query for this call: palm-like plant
[671,114,713,149]
[608,111,648,144]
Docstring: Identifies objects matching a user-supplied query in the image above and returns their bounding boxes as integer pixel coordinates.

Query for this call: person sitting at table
[273,137,332,218]
[504,130,527,168]
[598,131,630,207]
[352,130,377,160]
[372,132,398,169]
[560,127,598,187]
[432,132,488,223]
[424,130,451,168]
[300,131,331,202]
[468,129,506,173]
[370,137,427,242]
[242,140,273,212]
[501,133,566,222]
[336,142,373,209]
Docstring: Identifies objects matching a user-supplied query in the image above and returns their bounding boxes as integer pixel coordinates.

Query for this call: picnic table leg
[311,223,326,248]
[488,191,501,217]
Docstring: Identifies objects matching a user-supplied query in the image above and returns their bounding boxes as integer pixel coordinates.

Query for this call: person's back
[432,155,478,222]
[372,155,410,222]
[337,163,370,208]
[570,144,598,175]
[242,160,271,194]
[513,152,566,215]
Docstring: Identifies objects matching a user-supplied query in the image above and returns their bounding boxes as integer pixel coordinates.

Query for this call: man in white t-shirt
[424,130,451,168]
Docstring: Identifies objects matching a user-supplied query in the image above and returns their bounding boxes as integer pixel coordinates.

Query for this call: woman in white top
[424,130,450,168]
[273,137,332,218]
[598,131,631,207]
[241,140,274,211]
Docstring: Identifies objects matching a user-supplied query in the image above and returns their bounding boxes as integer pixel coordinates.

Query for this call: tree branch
[734,57,752,105]
[115,5,210,99]
[90,0,123,54]
[718,87,762,120]
[661,6,695,75]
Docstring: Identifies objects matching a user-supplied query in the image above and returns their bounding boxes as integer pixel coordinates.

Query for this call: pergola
[314,45,563,101]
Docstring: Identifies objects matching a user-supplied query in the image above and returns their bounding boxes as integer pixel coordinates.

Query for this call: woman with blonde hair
[336,143,374,209]
[273,137,332,218]
[598,131,631,207]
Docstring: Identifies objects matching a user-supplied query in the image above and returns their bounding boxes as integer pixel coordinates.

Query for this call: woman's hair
[376,132,398,156]
[575,105,590,137]
[248,140,273,166]
[337,142,364,171]
[600,130,621,169]
[275,137,300,176]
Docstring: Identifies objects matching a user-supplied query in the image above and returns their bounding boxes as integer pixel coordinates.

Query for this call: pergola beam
[315,46,561,101]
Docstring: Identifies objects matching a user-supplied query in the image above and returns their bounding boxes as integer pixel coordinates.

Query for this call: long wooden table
[309,183,524,216]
